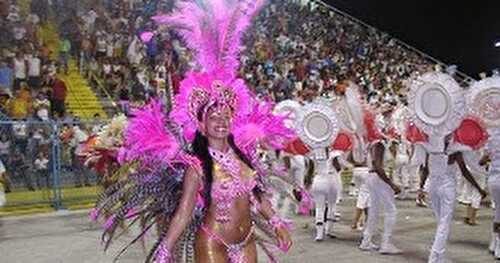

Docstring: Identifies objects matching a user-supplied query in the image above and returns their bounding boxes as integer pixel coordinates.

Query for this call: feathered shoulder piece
[119,99,198,168]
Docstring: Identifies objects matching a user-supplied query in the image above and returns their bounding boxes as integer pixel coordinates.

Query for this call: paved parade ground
[0,197,495,263]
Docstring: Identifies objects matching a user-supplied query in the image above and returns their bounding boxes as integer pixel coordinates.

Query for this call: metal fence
[0,119,104,216]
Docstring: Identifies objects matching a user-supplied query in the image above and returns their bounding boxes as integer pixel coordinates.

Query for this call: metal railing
[0,119,104,216]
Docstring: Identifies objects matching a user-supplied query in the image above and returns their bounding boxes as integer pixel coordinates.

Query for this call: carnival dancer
[358,134,402,254]
[423,135,487,263]
[406,72,488,263]
[392,140,411,200]
[310,148,342,241]
[464,76,500,259]
[331,83,401,253]
[90,1,296,262]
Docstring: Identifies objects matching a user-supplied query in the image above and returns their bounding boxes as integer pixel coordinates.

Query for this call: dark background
[324,0,500,78]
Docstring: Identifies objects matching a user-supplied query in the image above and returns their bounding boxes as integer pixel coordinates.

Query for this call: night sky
[324,0,500,78]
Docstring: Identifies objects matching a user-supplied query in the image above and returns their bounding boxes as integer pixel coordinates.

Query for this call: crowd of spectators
[240,1,439,107]
[0,0,452,192]
[0,0,101,192]
[68,0,440,112]
[0,0,72,121]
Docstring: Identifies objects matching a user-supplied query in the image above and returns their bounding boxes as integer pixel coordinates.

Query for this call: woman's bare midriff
[194,195,257,263]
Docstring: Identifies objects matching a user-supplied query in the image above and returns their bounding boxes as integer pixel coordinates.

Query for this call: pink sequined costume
[90,1,297,263]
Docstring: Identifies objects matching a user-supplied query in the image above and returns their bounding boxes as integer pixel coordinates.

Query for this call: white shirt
[28,56,41,77]
[14,58,27,79]
[87,10,98,25]
[34,158,49,170]
[103,64,112,75]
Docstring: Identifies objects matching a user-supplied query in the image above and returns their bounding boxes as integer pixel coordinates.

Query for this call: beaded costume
[88,1,298,262]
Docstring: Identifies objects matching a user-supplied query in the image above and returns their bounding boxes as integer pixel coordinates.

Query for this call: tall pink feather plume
[169,71,251,142]
[123,100,188,166]
[152,0,266,74]
[232,99,295,154]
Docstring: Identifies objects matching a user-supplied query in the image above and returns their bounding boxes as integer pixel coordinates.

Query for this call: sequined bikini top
[209,148,257,223]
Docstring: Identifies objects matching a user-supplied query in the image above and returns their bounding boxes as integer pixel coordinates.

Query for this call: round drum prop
[414,82,450,126]
[295,102,339,149]
[408,72,465,136]
[468,77,500,128]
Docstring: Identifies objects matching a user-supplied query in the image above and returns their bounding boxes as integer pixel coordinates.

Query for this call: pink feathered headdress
[153,0,266,142]
[169,71,251,141]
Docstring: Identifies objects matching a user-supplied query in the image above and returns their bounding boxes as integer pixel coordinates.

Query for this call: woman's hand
[275,226,293,253]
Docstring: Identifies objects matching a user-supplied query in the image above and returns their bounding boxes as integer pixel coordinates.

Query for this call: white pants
[362,174,397,244]
[353,167,370,209]
[428,177,456,260]
[427,154,456,262]
[393,154,410,189]
[311,173,338,223]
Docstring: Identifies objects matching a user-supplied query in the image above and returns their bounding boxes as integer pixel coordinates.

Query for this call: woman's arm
[162,167,202,251]
[257,195,293,252]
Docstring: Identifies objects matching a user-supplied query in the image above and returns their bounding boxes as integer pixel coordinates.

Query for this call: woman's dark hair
[192,130,258,209]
